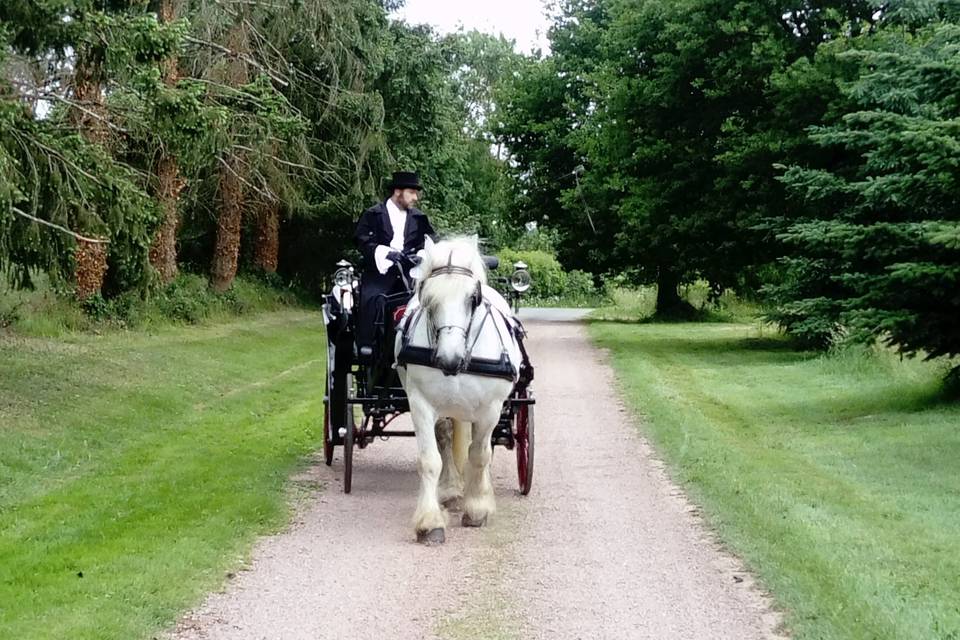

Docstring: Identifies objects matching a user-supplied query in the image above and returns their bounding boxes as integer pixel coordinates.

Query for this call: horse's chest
[408,368,512,417]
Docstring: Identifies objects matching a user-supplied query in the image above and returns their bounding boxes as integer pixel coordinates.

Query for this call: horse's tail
[452,419,470,475]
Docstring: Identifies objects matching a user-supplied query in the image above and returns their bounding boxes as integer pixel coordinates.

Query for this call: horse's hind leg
[410,395,446,544]
[452,419,470,476]
[462,406,500,528]
[436,419,464,511]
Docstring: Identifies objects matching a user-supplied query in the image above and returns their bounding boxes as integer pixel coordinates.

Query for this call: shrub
[494,247,604,305]
[496,248,568,299]
[565,270,596,299]
[156,275,210,323]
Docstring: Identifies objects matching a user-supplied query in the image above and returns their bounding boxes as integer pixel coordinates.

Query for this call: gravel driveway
[169,315,785,640]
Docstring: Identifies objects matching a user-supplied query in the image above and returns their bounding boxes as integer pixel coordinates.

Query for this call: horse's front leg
[409,393,446,544]
[462,404,501,528]
[436,418,465,511]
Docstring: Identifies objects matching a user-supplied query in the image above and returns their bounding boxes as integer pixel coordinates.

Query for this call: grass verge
[589,321,960,640]
[591,284,760,322]
[1,272,307,337]
[0,311,324,640]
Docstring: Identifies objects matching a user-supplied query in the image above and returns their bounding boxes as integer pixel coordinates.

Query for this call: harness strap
[396,297,519,380]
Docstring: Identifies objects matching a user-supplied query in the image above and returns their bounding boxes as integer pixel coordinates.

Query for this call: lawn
[0,311,325,640]
[590,321,960,640]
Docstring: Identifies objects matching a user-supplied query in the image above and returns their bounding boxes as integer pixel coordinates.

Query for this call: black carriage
[322,257,535,494]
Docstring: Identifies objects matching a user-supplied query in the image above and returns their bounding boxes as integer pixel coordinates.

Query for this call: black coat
[353,201,436,349]
[353,201,436,274]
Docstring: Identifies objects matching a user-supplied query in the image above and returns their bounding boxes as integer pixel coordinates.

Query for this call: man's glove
[386,250,403,263]
[401,249,422,267]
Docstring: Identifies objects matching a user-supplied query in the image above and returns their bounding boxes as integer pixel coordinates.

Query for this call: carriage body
[322,258,535,495]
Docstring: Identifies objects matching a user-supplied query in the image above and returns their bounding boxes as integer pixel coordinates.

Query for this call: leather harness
[395,255,522,381]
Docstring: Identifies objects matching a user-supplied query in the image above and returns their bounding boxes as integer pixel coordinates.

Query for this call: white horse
[395,236,522,544]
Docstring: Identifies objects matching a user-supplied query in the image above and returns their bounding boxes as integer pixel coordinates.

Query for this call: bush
[151,274,302,324]
[494,248,603,305]
[565,270,595,299]
[0,271,308,337]
[496,248,568,298]
[156,275,210,323]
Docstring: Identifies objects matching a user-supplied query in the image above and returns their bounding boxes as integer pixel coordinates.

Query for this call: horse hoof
[442,497,464,512]
[461,513,487,528]
[416,528,446,545]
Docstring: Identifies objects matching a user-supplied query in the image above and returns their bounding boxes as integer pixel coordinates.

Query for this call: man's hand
[401,249,422,266]
[386,250,403,263]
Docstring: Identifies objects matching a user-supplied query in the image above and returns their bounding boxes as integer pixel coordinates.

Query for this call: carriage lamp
[333,260,354,288]
[510,261,531,293]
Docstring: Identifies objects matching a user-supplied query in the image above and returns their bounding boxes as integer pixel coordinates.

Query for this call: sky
[391,0,552,54]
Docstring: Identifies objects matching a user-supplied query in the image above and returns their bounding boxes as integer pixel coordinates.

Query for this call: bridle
[422,251,486,372]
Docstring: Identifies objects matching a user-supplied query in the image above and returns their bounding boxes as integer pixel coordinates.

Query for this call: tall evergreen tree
[0,1,170,295]
[771,20,960,377]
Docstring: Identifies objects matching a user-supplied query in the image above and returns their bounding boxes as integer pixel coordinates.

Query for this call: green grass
[0,311,325,639]
[518,293,608,308]
[592,283,761,322]
[590,320,960,640]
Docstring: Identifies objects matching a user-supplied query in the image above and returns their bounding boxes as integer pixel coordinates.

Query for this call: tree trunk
[149,0,184,284]
[149,155,185,283]
[71,47,109,297]
[210,18,249,292]
[70,49,107,143]
[655,268,683,315]
[211,157,245,292]
[252,202,280,273]
[75,239,108,301]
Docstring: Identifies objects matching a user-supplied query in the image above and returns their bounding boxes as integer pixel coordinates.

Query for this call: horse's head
[417,236,487,375]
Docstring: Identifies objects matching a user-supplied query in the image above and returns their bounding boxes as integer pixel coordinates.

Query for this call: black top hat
[387,171,423,191]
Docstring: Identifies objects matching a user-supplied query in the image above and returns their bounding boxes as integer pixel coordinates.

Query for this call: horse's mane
[418,237,487,310]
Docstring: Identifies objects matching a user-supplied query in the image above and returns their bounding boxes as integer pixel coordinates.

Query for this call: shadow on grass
[941,368,960,402]
[591,310,768,326]
[778,381,952,423]
[595,323,957,415]
[595,329,809,366]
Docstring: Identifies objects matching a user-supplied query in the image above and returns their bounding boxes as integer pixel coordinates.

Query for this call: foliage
[495,3,609,273]
[498,0,880,310]
[375,24,518,238]
[0,269,302,336]
[769,22,960,372]
[0,2,174,292]
[0,0,526,300]
[496,247,597,301]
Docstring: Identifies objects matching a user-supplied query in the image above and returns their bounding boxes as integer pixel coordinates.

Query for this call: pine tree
[773,21,960,377]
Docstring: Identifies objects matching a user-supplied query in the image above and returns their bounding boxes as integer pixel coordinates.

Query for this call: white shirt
[374,199,408,274]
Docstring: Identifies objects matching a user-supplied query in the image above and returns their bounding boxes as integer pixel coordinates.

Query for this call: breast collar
[396,293,522,381]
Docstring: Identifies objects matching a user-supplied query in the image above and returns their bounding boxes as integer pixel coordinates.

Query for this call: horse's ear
[468,234,479,248]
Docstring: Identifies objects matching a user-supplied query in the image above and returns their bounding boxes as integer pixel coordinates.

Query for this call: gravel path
[168,317,785,640]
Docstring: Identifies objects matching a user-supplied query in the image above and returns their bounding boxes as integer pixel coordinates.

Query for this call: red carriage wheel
[515,390,534,495]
